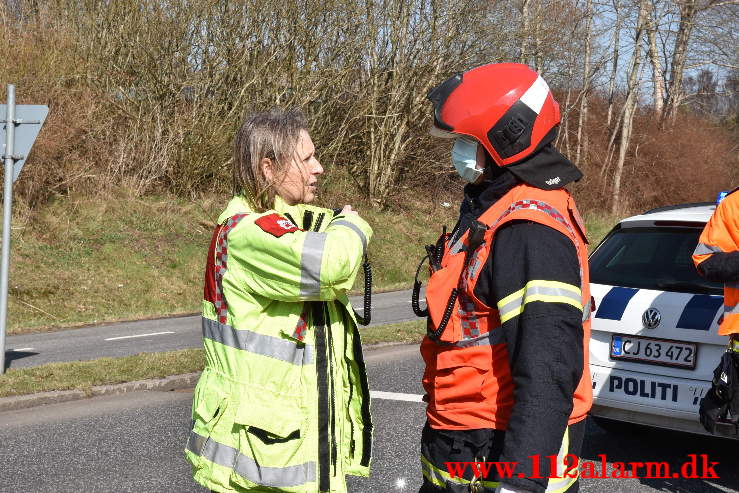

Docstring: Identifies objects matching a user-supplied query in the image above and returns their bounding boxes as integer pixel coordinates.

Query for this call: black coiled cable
[412,254,429,317]
[353,256,372,326]
[410,250,457,340]
[428,289,457,339]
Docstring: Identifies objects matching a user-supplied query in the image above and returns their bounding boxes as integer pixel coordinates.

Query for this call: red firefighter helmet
[428,63,561,168]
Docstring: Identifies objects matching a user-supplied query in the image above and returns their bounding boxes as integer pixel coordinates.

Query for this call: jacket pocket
[229,391,313,491]
[186,379,229,470]
[432,350,489,411]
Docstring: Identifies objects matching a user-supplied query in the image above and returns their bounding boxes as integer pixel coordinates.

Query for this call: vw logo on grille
[642,308,661,329]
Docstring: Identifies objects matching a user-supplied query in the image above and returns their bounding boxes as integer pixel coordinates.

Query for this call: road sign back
[1,104,49,182]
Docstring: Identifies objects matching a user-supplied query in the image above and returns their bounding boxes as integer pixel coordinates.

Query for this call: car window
[590,226,723,295]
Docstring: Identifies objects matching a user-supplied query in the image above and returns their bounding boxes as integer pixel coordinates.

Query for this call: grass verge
[0,319,426,398]
[7,187,457,335]
[7,184,615,335]
[0,349,204,398]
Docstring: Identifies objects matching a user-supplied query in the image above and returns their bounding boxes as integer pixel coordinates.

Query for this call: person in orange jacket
[692,187,739,434]
[416,64,591,493]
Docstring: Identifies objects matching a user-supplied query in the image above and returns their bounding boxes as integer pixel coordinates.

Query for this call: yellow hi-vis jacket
[185,195,373,492]
[693,189,739,336]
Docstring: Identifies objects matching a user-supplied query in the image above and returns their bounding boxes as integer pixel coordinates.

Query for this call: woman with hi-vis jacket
[417,64,592,493]
[185,109,373,493]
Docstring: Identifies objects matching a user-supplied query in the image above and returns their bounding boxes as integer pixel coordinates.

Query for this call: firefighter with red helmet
[416,64,592,493]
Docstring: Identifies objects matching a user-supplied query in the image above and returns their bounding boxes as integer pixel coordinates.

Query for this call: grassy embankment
[0,190,617,397]
[6,190,616,335]
[6,188,461,335]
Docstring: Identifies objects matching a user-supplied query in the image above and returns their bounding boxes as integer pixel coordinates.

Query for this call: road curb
[0,372,202,412]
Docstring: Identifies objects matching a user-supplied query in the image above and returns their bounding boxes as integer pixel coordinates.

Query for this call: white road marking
[704,482,733,493]
[9,347,34,352]
[370,390,424,402]
[105,331,175,341]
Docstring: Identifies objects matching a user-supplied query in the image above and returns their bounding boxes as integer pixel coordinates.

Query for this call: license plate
[610,334,697,369]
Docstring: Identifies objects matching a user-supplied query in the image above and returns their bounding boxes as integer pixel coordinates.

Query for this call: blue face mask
[451,137,483,183]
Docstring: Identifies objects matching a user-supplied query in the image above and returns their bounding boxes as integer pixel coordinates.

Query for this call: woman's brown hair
[232,109,307,212]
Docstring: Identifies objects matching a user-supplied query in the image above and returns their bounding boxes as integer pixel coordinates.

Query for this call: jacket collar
[218,195,320,225]
[462,170,519,219]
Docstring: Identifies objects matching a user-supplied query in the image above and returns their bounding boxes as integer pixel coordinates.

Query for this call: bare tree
[646,0,666,117]
[612,0,649,214]
[606,0,623,126]
[520,0,533,63]
[663,0,698,122]
[533,0,545,71]
[575,0,594,164]
[4,0,736,210]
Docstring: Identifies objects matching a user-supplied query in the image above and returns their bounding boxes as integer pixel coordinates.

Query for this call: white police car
[588,201,736,438]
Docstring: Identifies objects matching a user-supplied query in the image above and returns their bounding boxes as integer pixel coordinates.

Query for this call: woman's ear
[260,157,274,182]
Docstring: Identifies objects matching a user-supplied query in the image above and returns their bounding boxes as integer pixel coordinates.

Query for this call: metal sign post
[0,85,48,374]
[0,85,14,374]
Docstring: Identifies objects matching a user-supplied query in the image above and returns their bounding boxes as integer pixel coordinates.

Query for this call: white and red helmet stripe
[519,76,550,115]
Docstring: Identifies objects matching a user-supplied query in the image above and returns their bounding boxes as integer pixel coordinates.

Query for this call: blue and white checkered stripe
[594,286,724,331]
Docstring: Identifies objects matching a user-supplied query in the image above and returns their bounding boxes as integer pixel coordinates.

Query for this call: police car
[588,200,736,439]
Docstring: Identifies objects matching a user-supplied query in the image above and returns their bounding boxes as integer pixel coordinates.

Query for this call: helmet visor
[427,73,463,132]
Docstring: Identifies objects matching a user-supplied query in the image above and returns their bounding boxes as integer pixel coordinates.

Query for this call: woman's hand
[340,205,358,215]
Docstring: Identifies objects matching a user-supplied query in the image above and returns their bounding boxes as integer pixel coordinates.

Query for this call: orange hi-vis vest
[693,188,739,336]
[421,183,592,430]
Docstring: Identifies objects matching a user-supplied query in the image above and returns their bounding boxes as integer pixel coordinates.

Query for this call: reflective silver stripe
[234,447,315,488]
[300,232,327,297]
[449,234,465,255]
[186,431,207,456]
[498,284,583,317]
[441,329,505,348]
[726,303,739,315]
[202,317,314,365]
[203,433,238,469]
[188,431,315,488]
[331,220,367,255]
[693,242,724,256]
[467,257,483,281]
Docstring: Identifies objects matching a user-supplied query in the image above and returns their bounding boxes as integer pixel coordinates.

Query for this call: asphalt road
[4,289,419,370]
[1,344,736,493]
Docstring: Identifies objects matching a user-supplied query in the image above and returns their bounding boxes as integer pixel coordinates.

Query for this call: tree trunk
[606,0,622,127]
[519,0,532,64]
[647,0,666,117]
[612,0,649,215]
[561,61,576,157]
[575,0,594,164]
[533,0,544,71]
[664,0,698,123]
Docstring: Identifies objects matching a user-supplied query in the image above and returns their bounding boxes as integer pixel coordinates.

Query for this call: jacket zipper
[313,302,331,491]
[326,308,337,474]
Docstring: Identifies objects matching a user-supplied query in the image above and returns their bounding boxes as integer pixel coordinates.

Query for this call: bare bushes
[2,0,521,206]
[624,113,735,209]
[0,6,105,205]
[2,0,734,213]
[572,98,737,214]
